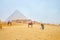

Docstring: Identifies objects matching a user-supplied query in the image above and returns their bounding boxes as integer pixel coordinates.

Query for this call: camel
[7,21,12,26]
[28,21,33,28]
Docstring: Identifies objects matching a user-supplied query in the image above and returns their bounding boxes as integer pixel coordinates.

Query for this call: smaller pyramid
[6,10,27,21]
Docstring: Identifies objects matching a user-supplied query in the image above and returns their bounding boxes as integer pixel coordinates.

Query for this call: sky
[0,0,60,24]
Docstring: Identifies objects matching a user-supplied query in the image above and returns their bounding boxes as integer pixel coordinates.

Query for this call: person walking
[41,23,44,30]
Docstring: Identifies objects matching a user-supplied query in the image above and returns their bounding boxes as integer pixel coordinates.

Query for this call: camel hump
[28,21,32,23]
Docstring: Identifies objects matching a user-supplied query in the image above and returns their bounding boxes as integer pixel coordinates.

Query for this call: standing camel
[7,21,12,26]
[28,20,33,28]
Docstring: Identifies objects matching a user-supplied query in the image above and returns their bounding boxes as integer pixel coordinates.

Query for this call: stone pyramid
[6,10,27,21]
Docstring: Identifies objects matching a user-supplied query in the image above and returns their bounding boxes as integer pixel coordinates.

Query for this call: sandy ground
[0,23,60,40]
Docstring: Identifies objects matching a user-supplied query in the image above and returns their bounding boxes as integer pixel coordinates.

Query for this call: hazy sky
[0,0,60,24]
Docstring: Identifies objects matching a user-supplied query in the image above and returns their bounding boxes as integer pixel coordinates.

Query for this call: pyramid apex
[14,9,20,12]
[13,9,21,13]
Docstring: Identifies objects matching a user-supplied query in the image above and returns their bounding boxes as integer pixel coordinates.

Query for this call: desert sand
[0,23,60,40]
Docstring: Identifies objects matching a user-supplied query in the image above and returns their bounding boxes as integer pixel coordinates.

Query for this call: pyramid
[6,10,27,21]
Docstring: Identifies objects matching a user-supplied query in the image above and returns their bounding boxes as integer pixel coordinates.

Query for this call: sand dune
[0,23,60,40]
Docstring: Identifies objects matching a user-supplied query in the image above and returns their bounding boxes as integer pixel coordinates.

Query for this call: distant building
[6,10,27,22]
